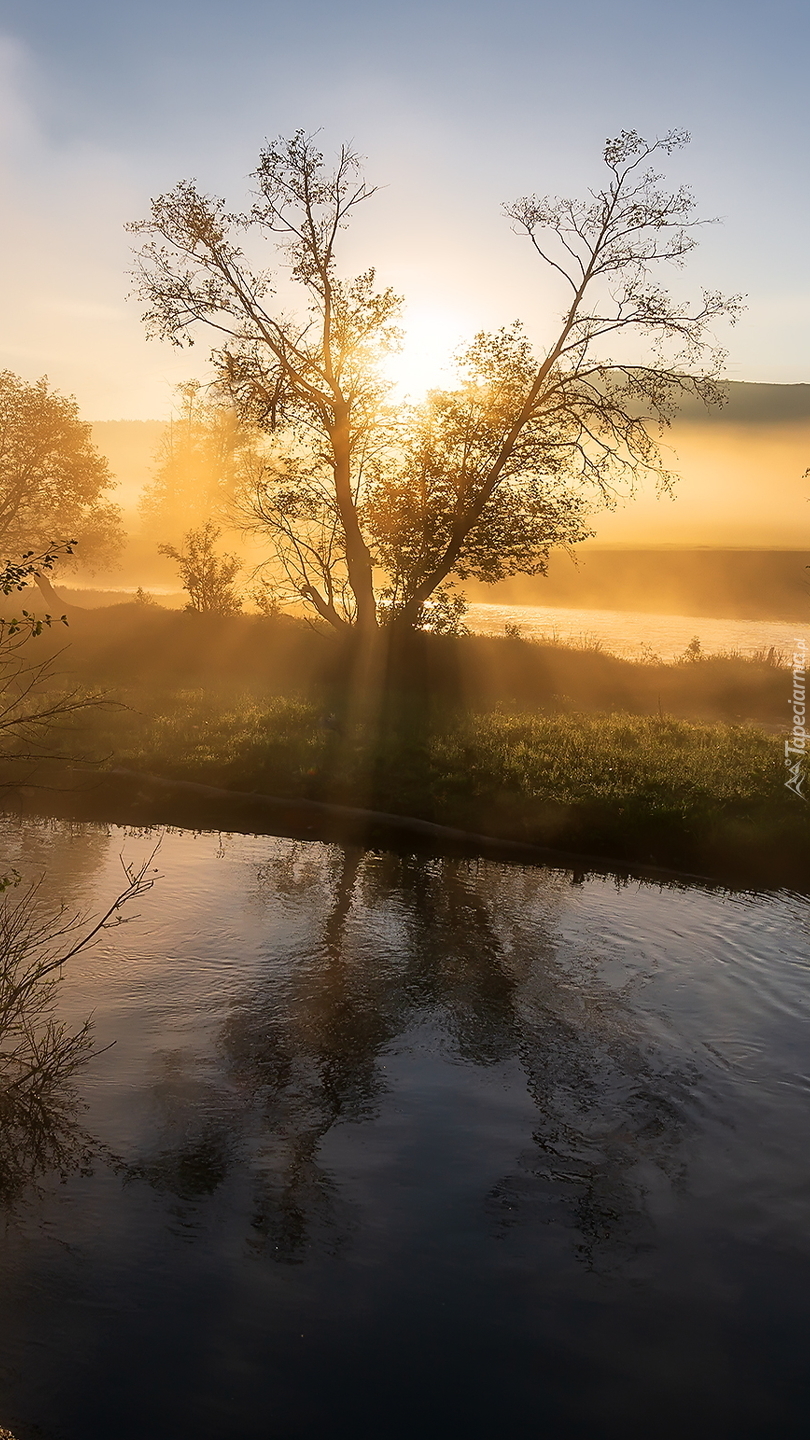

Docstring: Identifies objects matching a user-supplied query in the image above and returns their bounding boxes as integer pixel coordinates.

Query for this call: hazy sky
[0,0,807,419]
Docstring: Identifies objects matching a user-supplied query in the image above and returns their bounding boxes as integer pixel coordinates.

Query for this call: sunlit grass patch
[114,691,328,788]
[23,682,809,880]
[436,711,783,807]
[89,691,800,823]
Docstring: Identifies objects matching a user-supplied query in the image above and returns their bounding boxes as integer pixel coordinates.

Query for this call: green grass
[58,687,808,882]
[5,609,807,884]
[94,690,788,804]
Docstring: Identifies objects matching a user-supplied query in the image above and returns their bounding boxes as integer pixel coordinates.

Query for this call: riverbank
[3,611,807,889]
[465,601,806,663]
[465,546,810,621]
[6,701,808,890]
[16,605,797,724]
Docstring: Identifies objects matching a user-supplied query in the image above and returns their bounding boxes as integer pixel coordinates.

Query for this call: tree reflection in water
[0,849,157,1211]
[0,1068,96,1211]
[133,843,698,1269]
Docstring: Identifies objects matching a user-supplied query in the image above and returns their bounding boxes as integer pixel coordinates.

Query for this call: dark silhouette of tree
[131,129,740,632]
[130,133,399,632]
[0,850,157,1210]
[0,372,122,567]
[159,522,242,615]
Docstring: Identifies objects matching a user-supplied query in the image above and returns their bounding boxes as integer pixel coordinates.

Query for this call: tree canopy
[131,129,742,632]
[0,372,122,568]
[140,381,254,546]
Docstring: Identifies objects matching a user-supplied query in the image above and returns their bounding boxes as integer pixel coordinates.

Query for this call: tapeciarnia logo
[785,638,808,799]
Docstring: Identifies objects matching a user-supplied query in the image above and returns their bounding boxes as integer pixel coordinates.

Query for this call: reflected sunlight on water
[467,601,806,660]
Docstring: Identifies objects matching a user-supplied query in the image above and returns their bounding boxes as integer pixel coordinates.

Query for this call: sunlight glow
[384,307,468,400]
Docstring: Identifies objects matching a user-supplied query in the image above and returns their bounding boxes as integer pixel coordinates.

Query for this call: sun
[383,306,467,400]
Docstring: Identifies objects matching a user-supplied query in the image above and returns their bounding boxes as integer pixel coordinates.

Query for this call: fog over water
[467,602,807,661]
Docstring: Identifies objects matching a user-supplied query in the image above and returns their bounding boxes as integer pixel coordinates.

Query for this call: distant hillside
[88,380,810,552]
[672,381,810,426]
[90,383,810,498]
[466,548,810,622]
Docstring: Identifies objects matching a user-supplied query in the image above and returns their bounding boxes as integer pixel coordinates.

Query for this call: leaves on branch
[131,128,743,631]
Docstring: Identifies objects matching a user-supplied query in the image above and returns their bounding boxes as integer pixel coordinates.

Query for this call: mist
[2,58,810,1439]
[76,383,810,622]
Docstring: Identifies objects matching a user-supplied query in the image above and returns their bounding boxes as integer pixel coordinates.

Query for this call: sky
[0,0,808,420]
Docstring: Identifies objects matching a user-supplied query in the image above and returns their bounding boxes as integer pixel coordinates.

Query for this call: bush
[158,523,242,615]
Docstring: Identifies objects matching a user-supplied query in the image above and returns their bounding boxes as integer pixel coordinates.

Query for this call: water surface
[466,600,806,660]
[1,819,808,1439]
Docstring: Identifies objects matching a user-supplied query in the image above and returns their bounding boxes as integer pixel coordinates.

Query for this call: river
[1,819,808,1439]
[67,588,809,662]
[466,601,806,661]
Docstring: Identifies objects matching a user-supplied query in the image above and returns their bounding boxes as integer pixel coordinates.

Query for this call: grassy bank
[32,687,809,887]
[4,608,807,886]
[22,603,798,724]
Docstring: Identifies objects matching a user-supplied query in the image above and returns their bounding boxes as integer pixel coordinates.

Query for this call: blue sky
[0,0,807,417]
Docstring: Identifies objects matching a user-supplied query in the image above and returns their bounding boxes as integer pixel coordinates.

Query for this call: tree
[364,329,596,628]
[130,132,401,632]
[0,545,101,773]
[0,850,157,1208]
[369,129,743,629]
[0,372,123,567]
[0,549,157,1209]
[140,380,255,545]
[131,129,741,633]
[158,522,242,615]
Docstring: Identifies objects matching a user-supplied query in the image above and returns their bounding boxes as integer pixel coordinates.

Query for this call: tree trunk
[34,571,78,614]
[331,404,378,631]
